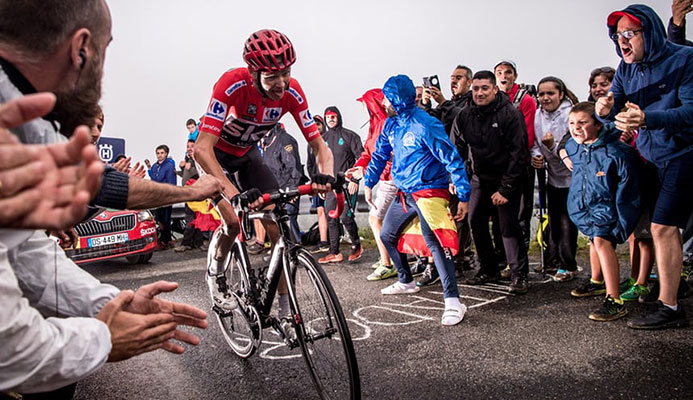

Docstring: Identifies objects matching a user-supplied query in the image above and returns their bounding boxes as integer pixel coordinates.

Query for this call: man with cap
[598,4,693,329]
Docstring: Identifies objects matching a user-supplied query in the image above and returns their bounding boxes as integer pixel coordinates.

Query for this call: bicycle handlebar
[258,173,346,219]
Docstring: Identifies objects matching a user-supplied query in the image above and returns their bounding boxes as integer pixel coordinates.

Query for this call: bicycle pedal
[212,304,234,318]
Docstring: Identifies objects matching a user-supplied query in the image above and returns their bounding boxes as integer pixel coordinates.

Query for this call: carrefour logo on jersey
[206,99,227,122]
[263,107,282,122]
[299,109,315,128]
[287,87,304,104]
[225,80,247,96]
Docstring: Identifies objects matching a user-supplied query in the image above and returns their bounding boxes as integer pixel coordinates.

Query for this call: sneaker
[318,253,343,264]
[619,277,637,293]
[410,259,427,277]
[641,277,693,303]
[640,282,659,304]
[466,272,500,286]
[627,301,689,330]
[308,241,330,254]
[247,242,265,255]
[174,244,193,253]
[441,304,467,326]
[620,284,650,302]
[416,264,440,287]
[509,275,529,295]
[682,261,692,280]
[367,264,398,281]
[679,278,693,299]
[381,281,420,295]
[571,279,606,298]
[588,295,627,322]
[500,265,511,279]
[552,269,576,282]
[372,259,383,270]
[206,274,237,311]
[348,244,363,262]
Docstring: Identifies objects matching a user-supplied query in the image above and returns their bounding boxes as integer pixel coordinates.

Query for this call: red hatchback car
[64,209,158,264]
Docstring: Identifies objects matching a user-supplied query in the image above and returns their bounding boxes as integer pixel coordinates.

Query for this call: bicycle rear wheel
[289,248,360,400]
[212,243,260,358]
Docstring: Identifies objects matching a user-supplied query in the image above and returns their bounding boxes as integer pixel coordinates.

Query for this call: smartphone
[422,75,440,90]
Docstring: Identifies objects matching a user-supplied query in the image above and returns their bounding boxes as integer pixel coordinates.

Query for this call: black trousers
[545,185,578,271]
[468,177,528,278]
[517,165,535,248]
[21,383,76,399]
[326,191,360,255]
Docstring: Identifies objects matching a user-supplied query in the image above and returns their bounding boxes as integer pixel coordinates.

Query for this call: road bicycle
[207,175,360,400]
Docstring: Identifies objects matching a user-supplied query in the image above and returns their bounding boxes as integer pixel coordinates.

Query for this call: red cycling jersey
[199,68,320,156]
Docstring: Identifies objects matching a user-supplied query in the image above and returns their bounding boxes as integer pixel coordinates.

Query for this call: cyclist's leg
[236,147,292,314]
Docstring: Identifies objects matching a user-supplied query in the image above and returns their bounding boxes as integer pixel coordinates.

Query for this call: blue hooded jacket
[364,75,470,202]
[603,4,693,167]
[565,124,641,244]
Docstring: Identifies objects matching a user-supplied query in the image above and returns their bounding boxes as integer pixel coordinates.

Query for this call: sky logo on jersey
[299,109,315,128]
[225,80,247,96]
[206,99,227,122]
[263,107,282,122]
[287,87,304,104]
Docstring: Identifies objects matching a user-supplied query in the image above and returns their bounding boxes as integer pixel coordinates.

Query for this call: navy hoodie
[603,4,693,167]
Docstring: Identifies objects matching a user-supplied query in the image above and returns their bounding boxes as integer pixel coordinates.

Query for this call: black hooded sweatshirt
[451,92,529,197]
[322,106,364,176]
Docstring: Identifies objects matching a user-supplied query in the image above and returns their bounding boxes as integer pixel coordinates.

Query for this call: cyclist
[195,29,334,313]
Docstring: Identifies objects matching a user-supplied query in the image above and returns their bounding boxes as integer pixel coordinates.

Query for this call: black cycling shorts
[206,146,279,205]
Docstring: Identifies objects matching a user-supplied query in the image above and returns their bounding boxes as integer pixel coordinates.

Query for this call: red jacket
[507,83,536,150]
[354,89,392,181]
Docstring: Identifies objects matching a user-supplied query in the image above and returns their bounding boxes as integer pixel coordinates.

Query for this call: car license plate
[88,233,129,247]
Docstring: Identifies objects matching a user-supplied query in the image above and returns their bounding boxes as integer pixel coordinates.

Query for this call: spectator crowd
[1,0,692,398]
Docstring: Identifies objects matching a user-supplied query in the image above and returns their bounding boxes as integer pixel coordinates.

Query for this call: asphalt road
[75,245,693,400]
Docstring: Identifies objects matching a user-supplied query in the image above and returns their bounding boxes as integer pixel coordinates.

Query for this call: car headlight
[137,210,153,222]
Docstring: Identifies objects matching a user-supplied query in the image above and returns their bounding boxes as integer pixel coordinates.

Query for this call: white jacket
[0,64,119,393]
[532,99,573,188]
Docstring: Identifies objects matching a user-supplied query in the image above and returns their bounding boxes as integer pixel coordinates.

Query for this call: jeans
[469,177,529,278]
[380,193,459,299]
[154,206,173,244]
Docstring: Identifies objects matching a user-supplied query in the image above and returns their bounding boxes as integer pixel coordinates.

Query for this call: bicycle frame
[233,205,299,321]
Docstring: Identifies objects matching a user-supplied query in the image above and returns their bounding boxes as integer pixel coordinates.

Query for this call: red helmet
[243,29,296,72]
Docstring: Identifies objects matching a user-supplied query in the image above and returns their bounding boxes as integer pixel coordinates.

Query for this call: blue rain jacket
[565,125,641,244]
[363,75,470,202]
[603,4,693,167]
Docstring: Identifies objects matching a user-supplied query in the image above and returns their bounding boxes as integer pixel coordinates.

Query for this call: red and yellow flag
[397,189,458,257]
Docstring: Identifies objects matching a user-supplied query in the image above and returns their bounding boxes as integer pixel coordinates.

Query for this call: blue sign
[97,137,126,163]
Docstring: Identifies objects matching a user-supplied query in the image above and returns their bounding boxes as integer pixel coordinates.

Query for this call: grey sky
[100,0,690,168]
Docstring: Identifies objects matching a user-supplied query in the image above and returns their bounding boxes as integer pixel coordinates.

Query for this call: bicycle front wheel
[289,248,360,400]
[213,243,259,358]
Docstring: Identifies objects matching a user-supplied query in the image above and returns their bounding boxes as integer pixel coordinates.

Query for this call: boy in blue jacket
[363,75,471,326]
[566,102,641,322]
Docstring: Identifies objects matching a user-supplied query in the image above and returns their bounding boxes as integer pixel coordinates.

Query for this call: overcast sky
[100,0,690,169]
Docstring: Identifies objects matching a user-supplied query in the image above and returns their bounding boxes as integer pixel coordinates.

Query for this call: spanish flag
[397,189,459,257]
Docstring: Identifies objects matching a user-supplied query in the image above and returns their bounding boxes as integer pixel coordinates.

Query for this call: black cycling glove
[240,188,263,204]
[311,174,335,186]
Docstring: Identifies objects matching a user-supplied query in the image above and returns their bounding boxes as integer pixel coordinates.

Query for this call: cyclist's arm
[194,131,240,199]
[308,136,334,178]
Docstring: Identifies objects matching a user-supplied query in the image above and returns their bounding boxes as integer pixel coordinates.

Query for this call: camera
[422,75,440,90]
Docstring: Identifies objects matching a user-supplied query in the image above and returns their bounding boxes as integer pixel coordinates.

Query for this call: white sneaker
[207,274,237,311]
[380,281,420,295]
[441,303,467,326]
